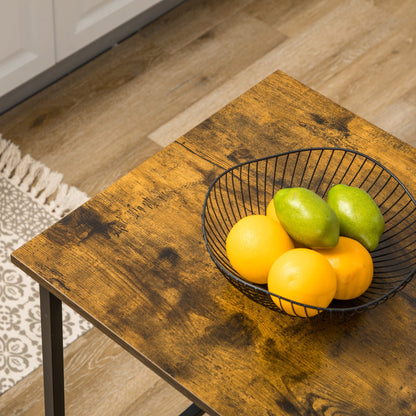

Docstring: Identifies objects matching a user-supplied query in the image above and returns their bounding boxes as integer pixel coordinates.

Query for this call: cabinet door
[54,0,164,61]
[0,0,55,97]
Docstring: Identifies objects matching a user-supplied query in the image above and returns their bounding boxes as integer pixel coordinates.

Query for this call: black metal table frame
[39,285,205,416]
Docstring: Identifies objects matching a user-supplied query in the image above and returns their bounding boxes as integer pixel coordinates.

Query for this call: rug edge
[0,135,89,218]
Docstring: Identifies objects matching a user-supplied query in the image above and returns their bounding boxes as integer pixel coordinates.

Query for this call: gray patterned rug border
[0,136,92,395]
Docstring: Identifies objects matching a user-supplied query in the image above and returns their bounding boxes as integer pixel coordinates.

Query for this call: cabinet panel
[54,0,163,60]
[0,0,55,97]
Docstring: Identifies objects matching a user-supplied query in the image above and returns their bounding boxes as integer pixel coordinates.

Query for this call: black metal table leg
[179,403,205,416]
[39,285,204,416]
[40,285,65,416]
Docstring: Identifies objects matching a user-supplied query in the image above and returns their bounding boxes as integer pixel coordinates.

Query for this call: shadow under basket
[202,147,416,319]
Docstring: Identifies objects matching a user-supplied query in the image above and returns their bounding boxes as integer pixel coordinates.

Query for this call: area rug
[0,136,92,395]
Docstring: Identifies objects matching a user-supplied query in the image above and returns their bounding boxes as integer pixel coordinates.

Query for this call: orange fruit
[315,236,373,300]
[268,248,337,317]
[266,198,279,222]
[226,215,294,284]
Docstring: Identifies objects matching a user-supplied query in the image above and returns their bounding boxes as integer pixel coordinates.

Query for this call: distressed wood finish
[12,71,416,415]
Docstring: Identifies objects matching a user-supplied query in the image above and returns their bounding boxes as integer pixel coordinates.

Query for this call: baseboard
[0,0,184,115]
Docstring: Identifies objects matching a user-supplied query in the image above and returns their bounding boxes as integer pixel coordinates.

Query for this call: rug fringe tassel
[0,135,89,218]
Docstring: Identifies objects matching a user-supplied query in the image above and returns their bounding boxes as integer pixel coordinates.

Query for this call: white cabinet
[0,0,55,97]
[0,0,179,105]
[54,0,164,60]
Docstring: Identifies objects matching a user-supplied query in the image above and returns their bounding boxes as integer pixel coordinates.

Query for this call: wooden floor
[1,0,415,414]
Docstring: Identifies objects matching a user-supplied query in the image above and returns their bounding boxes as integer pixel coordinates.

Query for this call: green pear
[327,184,384,251]
[274,187,339,249]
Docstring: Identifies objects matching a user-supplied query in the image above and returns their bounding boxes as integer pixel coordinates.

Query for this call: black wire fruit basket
[202,147,416,319]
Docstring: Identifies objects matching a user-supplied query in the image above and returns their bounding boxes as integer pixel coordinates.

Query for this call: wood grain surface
[1,0,416,415]
[12,70,416,416]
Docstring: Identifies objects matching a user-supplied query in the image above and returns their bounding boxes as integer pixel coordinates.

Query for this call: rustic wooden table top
[12,70,416,415]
